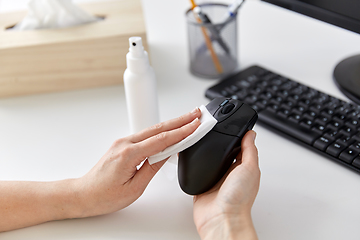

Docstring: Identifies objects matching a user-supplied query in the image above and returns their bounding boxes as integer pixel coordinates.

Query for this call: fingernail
[191,118,200,125]
[191,107,199,114]
[252,131,257,141]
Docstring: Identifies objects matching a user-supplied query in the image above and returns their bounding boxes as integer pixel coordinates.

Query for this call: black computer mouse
[178,97,258,195]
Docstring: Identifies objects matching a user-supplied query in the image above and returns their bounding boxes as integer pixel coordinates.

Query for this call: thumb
[130,159,167,190]
[236,130,258,167]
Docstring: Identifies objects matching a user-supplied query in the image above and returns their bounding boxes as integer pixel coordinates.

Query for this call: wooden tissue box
[0,0,147,98]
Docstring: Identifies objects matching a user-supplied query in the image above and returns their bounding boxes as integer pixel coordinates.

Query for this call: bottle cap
[129,36,145,58]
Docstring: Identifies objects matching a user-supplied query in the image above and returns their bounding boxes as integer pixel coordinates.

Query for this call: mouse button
[220,99,230,107]
[221,103,235,114]
[213,104,257,136]
[206,97,228,115]
[213,101,243,122]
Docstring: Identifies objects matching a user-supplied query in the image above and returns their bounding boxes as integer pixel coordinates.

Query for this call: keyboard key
[352,157,360,169]
[339,127,356,137]
[298,99,311,108]
[247,75,259,82]
[230,95,238,100]
[260,109,320,144]
[351,132,360,142]
[321,109,336,119]
[251,87,263,95]
[245,95,259,104]
[312,124,327,135]
[236,90,249,100]
[326,142,347,157]
[300,119,314,129]
[333,114,347,124]
[255,99,268,108]
[221,90,230,97]
[278,90,290,98]
[280,82,294,90]
[313,94,329,104]
[303,89,318,99]
[323,130,342,141]
[282,101,295,109]
[339,148,359,163]
[288,95,300,103]
[271,78,284,86]
[274,96,284,103]
[258,81,269,87]
[345,119,360,129]
[303,111,317,120]
[327,121,343,131]
[337,105,352,115]
[268,85,279,93]
[347,110,360,118]
[262,73,277,81]
[292,106,307,115]
[313,136,333,151]
[260,92,273,100]
[251,104,261,112]
[277,109,290,118]
[270,99,281,106]
[315,116,330,126]
[291,86,305,95]
[266,104,279,113]
[289,114,301,124]
[326,101,340,110]
[336,135,354,146]
[349,142,360,152]
[310,104,323,114]
[237,80,251,88]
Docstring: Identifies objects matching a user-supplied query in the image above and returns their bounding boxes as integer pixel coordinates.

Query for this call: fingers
[131,118,201,166]
[197,131,259,197]
[130,159,167,191]
[129,108,201,143]
[235,130,259,168]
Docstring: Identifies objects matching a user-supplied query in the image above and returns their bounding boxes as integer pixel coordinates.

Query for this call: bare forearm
[0,179,84,232]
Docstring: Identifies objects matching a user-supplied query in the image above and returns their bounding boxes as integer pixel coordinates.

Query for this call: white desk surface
[1,0,360,239]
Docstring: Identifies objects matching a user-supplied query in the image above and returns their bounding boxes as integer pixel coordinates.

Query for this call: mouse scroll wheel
[221,103,235,114]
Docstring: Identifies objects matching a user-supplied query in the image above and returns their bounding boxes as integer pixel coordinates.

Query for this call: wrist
[198,212,258,240]
[46,178,88,220]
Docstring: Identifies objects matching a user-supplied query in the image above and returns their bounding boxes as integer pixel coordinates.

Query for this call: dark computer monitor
[261,0,360,104]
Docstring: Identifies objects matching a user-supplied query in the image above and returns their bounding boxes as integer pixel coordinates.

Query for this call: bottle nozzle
[129,36,145,58]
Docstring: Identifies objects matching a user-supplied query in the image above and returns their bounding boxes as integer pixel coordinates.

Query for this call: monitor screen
[262,0,360,34]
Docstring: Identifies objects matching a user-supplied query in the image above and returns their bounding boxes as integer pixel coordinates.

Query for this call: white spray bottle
[123,37,160,134]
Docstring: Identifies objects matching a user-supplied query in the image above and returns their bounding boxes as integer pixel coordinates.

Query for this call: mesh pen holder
[186,3,238,79]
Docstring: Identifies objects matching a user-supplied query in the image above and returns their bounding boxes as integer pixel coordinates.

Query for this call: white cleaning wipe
[148,105,217,165]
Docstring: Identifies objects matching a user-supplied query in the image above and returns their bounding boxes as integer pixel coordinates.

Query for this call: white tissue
[148,105,218,165]
[12,0,100,31]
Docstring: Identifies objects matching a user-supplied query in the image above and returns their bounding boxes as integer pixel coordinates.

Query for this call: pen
[222,0,245,23]
[196,0,245,56]
[193,6,230,55]
[189,0,223,74]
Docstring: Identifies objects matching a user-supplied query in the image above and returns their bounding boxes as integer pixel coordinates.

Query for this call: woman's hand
[193,130,260,240]
[0,108,201,232]
[76,107,202,217]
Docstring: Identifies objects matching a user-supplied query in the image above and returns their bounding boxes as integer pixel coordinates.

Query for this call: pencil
[189,0,223,74]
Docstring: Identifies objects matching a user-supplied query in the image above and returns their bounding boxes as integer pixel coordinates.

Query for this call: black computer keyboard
[206,65,360,172]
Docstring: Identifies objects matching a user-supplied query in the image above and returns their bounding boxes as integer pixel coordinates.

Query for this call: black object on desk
[262,0,360,107]
[206,65,360,173]
[178,97,258,195]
